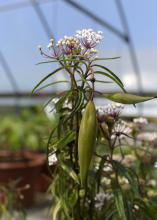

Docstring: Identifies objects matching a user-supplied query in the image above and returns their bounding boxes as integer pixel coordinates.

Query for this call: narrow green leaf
[55,91,72,111]
[134,198,157,220]
[93,56,121,62]
[74,65,84,77]
[71,89,84,112]
[61,199,70,219]
[124,199,134,220]
[113,161,139,194]
[52,131,76,151]
[35,80,70,92]
[112,180,127,220]
[76,79,112,84]
[61,163,80,184]
[94,71,126,92]
[52,200,62,220]
[43,96,56,109]
[64,58,88,69]
[92,64,125,88]
[115,191,127,220]
[32,66,66,93]
[46,126,58,177]
[103,92,154,104]
[62,55,67,65]
[76,70,91,88]
[36,60,61,65]
[68,189,78,207]
[95,80,113,84]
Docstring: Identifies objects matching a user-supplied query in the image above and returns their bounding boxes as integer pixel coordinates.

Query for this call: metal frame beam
[63,0,128,42]
[0,0,143,99]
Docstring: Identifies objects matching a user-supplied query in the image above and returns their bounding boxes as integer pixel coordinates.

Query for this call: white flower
[47,38,54,49]
[101,177,111,185]
[112,120,132,139]
[122,155,136,166]
[37,45,42,50]
[90,48,97,53]
[83,48,98,58]
[97,103,124,123]
[104,103,124,117]
[50,38,54,43]
[134,205,139,210]
[113,154,136,166]
[103,165,112,172]
[56,39,62,47]
[75,29,103,49]
[48,153,57,166]
[56,36,80,55]
[47,42,53,49]
[119,177,129,184]
[95,192,112,210]
[138,132,157,142]
[147,179,156,187]
[95,192,106,201]
[154,161,157,169]
[133,117,148,126]
[38,29,103,59]
[97,103,124,117]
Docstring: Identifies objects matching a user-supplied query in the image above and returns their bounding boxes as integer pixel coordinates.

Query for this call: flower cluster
[75,29,103,58]
[138,132,157,142]
[57,36,81,56]
[133,117,148,127]
[38,29,103,59]
[154,161,157,169]
[76,29,103,49]
[112,120,132,139]
[97,103,124,123]
[48,153,57,166]
[95,192,112,210]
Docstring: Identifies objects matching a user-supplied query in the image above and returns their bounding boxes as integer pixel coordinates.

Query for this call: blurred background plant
[95,104,157,219]
[0,106,52,153]
[0,180,26,220]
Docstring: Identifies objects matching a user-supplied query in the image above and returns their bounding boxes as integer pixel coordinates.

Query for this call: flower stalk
[35,29,156,220]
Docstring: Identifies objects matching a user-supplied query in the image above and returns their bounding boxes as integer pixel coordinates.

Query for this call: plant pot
[34,162,56,193]
[0,150,45,208]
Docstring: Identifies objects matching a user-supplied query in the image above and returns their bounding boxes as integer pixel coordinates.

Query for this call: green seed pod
[103,92,154,104]
[78,101,97,187]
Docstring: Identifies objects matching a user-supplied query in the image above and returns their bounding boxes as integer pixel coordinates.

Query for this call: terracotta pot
[0,150,45,208]
[34,162,56,193]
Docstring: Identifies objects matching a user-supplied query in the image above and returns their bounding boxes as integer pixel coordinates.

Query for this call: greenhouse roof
[0,0,157,115]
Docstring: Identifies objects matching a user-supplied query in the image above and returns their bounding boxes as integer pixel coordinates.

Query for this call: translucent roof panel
[0,0,157,115]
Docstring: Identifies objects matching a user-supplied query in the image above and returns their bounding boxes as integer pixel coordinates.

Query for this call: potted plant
[0,108,51,207]
[34,29,157,219]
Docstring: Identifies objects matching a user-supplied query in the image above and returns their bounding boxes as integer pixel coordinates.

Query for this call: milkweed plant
[34,29,157,220]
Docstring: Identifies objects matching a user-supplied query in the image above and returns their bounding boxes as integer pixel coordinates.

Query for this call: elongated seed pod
[103,92,154,104]
[78,101,97,187]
